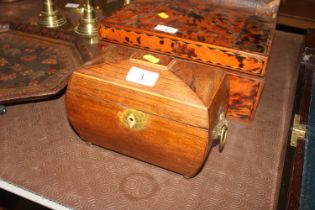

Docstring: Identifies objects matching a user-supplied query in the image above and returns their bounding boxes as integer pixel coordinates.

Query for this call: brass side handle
[219,124,228,152]
[212,112,228,152]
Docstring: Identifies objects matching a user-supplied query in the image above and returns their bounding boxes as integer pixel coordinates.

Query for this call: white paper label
[0,24,9,32]
[154,24,178,34]
[126,67,159,87]
[65,3,80,8]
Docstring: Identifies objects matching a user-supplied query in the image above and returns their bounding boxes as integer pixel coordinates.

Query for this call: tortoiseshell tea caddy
[99,0,280,121]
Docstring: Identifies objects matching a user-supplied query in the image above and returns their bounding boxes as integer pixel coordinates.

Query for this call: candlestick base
[38,0,67,28]
[74,0,98,43]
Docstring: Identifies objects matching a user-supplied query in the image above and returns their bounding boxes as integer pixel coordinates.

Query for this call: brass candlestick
[124,0,131,5]
[38,0,67,28]
[74,0,98,43]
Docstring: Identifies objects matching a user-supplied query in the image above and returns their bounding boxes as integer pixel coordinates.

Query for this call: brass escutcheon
[118,108,148,130]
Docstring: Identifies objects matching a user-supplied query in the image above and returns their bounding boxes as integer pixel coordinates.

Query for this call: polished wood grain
[66,46,229,177]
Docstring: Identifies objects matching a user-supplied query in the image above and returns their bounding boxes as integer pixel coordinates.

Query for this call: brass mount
[290,114,307,147]
[213,112,229,152]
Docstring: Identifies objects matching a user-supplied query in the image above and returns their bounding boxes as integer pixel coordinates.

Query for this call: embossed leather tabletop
[0,1,304,210]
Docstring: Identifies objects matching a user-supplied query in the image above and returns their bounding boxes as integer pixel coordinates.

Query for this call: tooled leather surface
[0,31,303,210]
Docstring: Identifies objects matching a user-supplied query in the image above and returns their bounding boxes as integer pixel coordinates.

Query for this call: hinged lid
[72,46,227,129]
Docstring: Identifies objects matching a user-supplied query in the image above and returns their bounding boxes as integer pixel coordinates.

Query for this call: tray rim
[0,22,93,104]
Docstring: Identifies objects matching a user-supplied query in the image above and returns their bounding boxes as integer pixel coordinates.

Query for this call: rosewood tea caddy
[66,46,229,177]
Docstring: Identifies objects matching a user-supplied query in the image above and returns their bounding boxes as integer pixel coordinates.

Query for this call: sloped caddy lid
[70,46,227,129]
[0,22,92,104]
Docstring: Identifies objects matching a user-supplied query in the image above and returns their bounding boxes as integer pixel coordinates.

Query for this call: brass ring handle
[219,124,228,152]
[212,112,228,152]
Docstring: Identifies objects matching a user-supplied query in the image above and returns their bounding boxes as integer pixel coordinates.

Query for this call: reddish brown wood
[66,46,229,177]
[287,139,306,210]
[299,65,314,125]
[306,29,315,49]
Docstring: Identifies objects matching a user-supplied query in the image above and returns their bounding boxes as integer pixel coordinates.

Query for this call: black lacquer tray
[0,22,92,104]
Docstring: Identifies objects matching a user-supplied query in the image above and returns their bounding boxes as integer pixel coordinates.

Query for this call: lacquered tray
[0,22,92,104]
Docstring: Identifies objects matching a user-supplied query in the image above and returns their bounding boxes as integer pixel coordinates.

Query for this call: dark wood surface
[287,139,306,210]
[278,29,315,210]
[0,188,48,210]
[278,0,315,29]
[299,65,314,124]
[306,29,315,49]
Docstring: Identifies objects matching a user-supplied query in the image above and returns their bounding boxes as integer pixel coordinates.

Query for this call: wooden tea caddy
[66,46,229,177]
